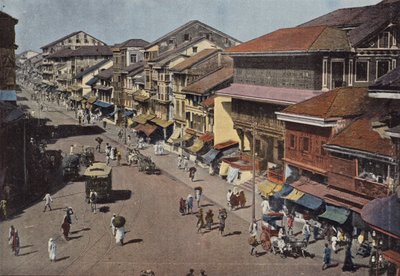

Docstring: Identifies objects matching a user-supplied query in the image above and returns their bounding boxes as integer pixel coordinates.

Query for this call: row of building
[14,0,400,273]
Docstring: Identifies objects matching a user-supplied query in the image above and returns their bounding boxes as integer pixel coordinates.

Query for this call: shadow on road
[56,256,70,262]
[99,206,110,213]
[101,190,132,203]
[224,231,242,237]
[68,235,83,240]
[70,228,90,234]
[19,250,38,256]
[124,239,143,245]
[20,244,33,249]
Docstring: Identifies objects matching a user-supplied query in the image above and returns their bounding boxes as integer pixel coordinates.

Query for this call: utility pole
[252,122,257,221]
[23,114,27,194]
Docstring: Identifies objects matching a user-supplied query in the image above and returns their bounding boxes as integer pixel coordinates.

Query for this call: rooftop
[182,67,233,95]
[48,46,112,59]
[114,38,149,48]
[75,59,111,79]
[369,66,400,91]
[96,67,113,80]
[170,48,219,72]
[225,26,350,54]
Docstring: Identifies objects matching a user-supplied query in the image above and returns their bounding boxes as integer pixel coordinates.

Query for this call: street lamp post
[252,122,257,221]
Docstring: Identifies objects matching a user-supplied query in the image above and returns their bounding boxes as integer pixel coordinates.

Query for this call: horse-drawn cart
[128,147,160,175]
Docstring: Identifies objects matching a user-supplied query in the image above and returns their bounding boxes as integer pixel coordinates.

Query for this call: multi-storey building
[0,11,18,90]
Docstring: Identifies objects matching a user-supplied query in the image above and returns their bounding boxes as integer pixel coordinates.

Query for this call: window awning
[132,114,156,124]
[109,110,117,117]
[167,128,181,143]
[187,139,204,153]
[151,118,174,128]
[124,110,134,117]
[273,184,293,199]
[134,123,157,137]
[319,205,350,224]
[201,148,220,164]
[296,193,324,210]
[94,100,113,108]
[86,76,99,86]
[134,94,150,102]
[214,140,239,150]
[282,189,304,201]
[257,180,283,197]
[174,133,193,143]
[88,96,97,104]
[199,132,214,142]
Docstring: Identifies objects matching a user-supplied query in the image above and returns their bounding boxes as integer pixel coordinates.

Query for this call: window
[168,39,174,45]
[184,34,190,41]
[115,57,119,65]
[192,47,198,53]
[76,39,80,43]
[377,60,390,79]
[289,134,296,149]
[84,39,88,43]
[68,39,72,43]
[84,34,87,38]
[355,60,369,82]
[278,141,284,160]
[378,32,390,48]
[301,137,310,152]
[130,54,137,63]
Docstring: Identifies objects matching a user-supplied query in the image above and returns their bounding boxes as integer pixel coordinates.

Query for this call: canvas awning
[201,148,220,164]
[257,180,283,197]
[134,123,157,137]
[86,76,99,86]
[199,132,214,142]
[319,205,350,224]
[273,184,294,199]
[187,139,204,153]
[151,118,173,128]
[134,94,150,102]
[219,161,230,176]
[87,96,97,104]
[214,140,239,150]
[282,189,304,201]
[132,114,156,124]
[167,128,180,143]
[94,100,113,108]
[173,133,193,143]
[296,193,324,210]
[70,95,83,102]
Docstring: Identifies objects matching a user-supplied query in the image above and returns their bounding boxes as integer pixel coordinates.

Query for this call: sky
[1,0,382,53]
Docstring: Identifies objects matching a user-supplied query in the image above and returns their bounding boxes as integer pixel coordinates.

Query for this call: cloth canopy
[219,161,230,176]
[282,189,304,201]
[86,76,99,86]
[135,123,157,137]
[173,133,193,143]
[199,132,214,142]
[133,114,155,124]
[295,193,324,210]
[273,184,293,199]
[227,167,239,184]
[187,139,204,153]
[94,100,113,108]
[201,148,220,164]
[167,128,180,143]
[87,96,97,104]
[151,118,173,128]
[258,180,283,197]
[214,140,239,150]
[319,205,350,224]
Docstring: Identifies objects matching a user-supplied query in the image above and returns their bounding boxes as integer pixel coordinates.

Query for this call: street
[0,87,370,276]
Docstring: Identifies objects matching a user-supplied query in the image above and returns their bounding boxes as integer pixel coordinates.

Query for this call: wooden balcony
[354,177,389,198]
[267,167,284,184]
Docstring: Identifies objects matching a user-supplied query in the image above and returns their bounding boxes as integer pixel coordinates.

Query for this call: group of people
[177,155,189,171]
[195,208,228,235]
[105,143,122,166]
[153,141,165,155]
[77,107,101,126]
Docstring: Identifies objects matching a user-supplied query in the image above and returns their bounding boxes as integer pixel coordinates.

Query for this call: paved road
[0,86,370,275]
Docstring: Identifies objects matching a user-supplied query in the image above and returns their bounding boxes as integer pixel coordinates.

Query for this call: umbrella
[194,186,203,193]
[112,216,126,228]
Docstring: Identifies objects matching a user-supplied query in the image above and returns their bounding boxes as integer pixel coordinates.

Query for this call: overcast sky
[2,0,381,53]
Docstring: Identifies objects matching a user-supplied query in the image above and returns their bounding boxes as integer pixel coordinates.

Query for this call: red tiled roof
[134,123,157,137]
[225,26,350,53]
[214,140,238,150]
[327,117,395,157]
[199,132,214,142]
[171,49,219,72]
[182,67,233,95]
[217,83,321,105]
[282,87,368,119]
[114,38,149,48]
[47,48,74,59]
[201,94,216,108]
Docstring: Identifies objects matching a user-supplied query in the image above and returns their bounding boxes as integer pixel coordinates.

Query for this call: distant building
[0,11,18,90]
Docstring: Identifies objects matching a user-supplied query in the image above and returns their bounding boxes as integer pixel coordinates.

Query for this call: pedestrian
[186,194,193,214]
[105,143,110,156]
[226,189,232,209]
[48,238,57,262]
[218,208,227,236]
[61,215,70,241]
[78,115,82,125]
[118,129,123,142]
[89,189,98,213]
[186,268,195,276]
[261,197,271,215]
[43,193,53,212]
[313,221,320,241]
[189,166,196,182]
[322,243,332,270]
[65,207,77,225]
[127,135,131,145]
[153,143,158,155]
[196,208,205,233]
[110,214,117,236]
[106,154,110,166]
[248,219,259,256]
[331,235,338,254]
[287,213,294,235]
[200,269,207,276]
[342,244,355,272]
[205,209,214,230]
[177,155,183,169]
[12,230,20,256]
[0,199,7,219]
[103,120,107,129]
[183,157,189,171]
[179,197,186,215]
[115,225,125,245]
[302,221,311,247]
[116,151,122,166]
[95,137,103,152]
[194,187,202,208]
[69,144,74,155]
[8,225,15,248]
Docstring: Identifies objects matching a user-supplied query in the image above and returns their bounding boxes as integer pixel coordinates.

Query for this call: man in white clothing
[226,189,232,209]
[261,198,271,215]
[110,214,116,236]
[43,193,53,212]
[48,238,57,262]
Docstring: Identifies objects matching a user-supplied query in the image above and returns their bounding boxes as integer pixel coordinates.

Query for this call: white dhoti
[115,226,125,244]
